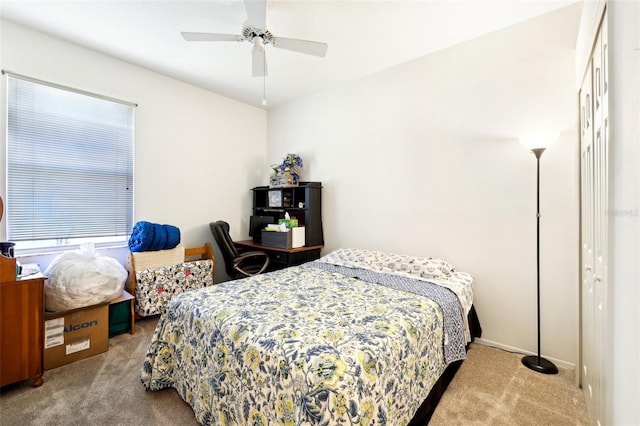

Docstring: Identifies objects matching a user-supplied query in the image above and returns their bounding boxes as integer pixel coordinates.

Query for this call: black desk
[235,240,323,270]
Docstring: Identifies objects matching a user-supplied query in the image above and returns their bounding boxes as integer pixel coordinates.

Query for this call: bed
[141,248,481,425]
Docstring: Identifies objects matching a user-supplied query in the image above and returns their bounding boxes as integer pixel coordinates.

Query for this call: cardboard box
[44,303,109,370]
[261,230,292,249]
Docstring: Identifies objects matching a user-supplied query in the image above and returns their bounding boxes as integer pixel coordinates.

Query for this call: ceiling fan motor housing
[243,26,273,44]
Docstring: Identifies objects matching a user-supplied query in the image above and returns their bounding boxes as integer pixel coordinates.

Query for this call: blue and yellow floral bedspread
[141,265,449,425]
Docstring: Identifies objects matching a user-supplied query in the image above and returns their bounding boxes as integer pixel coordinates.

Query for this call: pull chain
[262,47,267,106]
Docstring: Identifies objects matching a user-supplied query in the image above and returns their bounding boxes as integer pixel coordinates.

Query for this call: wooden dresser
[0,255,45,387]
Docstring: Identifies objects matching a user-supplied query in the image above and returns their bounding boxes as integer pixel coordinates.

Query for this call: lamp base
[521,355,558,374]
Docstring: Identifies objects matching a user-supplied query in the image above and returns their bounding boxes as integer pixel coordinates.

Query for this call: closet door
[579,58,596,424]
[593,17,609,426]
[580,11,608,426]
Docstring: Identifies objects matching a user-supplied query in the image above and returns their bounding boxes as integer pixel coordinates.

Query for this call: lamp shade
[519,133,559,150]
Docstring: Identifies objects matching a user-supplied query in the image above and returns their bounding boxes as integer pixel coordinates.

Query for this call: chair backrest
[209,221,240,276]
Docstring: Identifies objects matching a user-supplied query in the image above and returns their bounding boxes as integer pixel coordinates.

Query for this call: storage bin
[261,230,292,249]
[109,302,130,337]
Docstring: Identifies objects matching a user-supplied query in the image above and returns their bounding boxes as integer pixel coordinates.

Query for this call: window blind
[6,74,134,246]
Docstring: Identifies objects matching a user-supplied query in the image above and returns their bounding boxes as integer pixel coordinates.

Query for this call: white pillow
[318,247,455,279]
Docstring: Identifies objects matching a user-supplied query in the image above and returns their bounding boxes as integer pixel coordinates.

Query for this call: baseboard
[474,337,576,371]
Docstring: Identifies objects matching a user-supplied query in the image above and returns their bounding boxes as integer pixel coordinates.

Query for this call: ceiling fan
[181,0,328,78]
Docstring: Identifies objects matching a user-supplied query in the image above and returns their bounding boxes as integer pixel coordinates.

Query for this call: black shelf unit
[251,181,323,247]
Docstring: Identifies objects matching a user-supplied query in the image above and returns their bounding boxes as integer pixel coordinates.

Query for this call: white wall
[607,2,640,424]
[0,20,267,282]
[267,4,582,365]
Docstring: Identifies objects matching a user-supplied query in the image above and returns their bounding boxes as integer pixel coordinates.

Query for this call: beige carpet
[0,318,589,425]
[430,344,589,425]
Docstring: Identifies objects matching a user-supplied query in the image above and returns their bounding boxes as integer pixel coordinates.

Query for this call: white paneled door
[579,10,608,426]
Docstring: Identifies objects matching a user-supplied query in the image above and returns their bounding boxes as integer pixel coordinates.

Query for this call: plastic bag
[44,243,127,311]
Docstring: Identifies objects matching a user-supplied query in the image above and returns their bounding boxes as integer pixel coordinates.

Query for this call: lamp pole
[522,147,558,374]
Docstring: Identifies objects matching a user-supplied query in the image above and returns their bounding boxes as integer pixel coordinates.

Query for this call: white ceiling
[0,0,578,109]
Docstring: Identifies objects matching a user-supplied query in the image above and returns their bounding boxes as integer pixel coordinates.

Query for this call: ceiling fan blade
[181,32,243,42]
[272,37,328,57]
[252,38,267,77]
[244,0,267,29]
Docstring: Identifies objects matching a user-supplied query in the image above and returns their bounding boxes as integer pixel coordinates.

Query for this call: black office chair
[209,221,270,280]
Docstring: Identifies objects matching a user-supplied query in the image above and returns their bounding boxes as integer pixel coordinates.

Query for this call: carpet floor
[429,343,589,425]
[0,317,589,425]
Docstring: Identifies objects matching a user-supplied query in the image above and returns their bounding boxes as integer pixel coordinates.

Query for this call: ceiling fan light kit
[181,0,327,105]
[243,26,273,44]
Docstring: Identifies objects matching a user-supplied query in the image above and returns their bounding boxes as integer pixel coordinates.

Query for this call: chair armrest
[233,251,270,277]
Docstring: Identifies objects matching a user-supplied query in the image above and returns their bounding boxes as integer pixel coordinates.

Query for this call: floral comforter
[141,251,473,425]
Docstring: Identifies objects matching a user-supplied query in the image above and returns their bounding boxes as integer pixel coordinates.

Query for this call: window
[5,73,135,252]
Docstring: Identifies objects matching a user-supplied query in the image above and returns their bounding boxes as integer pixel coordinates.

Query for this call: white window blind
[6,73,134,249]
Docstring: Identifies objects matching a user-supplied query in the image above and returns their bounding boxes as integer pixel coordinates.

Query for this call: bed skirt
[409,305,482,425]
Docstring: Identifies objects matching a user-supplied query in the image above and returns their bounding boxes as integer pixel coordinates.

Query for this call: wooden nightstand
[0,256,45,387]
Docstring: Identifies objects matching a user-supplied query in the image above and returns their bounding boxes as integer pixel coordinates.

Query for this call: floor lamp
[520,134,559,375]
